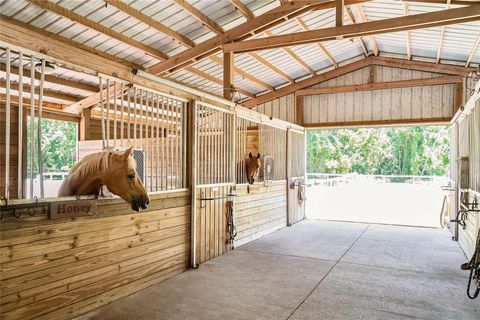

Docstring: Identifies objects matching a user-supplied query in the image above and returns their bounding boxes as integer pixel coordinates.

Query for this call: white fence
[307,173,451,187]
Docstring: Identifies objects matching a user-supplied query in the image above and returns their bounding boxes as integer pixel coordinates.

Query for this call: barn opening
[0,1,479,319]
[306,125,451,227]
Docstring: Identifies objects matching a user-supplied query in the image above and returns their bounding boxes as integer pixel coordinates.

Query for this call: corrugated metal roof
[0,0,478,105]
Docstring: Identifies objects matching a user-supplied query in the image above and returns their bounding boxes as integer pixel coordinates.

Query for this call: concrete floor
[79,220,479,320]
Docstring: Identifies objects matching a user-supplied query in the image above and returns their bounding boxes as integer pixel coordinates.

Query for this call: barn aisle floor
[78,220,479,320]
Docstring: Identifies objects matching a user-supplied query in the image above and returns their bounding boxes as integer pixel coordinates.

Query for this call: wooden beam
[248,52,294,84]
[454,81,465,111]
[0,80,82,103]
[295,95,304,126]
[147,1,370,75]
[104,0,196,48]
[242,57,372,108]
[345,6,368,57]
[63,82,124,113]
[171,0,224,34]
[223,6,480,53]
[79,108,91,141]
[223,51,234,100]
[436,0,452,63]
[402,2,412,60]
[296,75,463,95]
[28,0,169,60]
[466,32,480,67]
[354,4,378,56]
[371,56,473,76]
[228,0,255,20]
[336,0,345,27]
[295,17,338,67]
[0,94,66,111]
[304,117,452,128]
[0,65,98,92]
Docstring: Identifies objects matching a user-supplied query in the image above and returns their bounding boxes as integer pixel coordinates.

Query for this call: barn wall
[0,190,190,320]
[302,65,459,126]
[456,98,480,259]
[0,102,22,199]
[253,93,295,123]
[234,181,287,247]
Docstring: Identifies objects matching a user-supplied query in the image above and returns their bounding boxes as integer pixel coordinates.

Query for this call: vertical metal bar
[127,88,131,146]
[145,92,150,190]
[37,59,45,198]
[220,112,224,183]
[120,83,124,147]
[106,79,110,148]
[113,82,117,147]
[150,92,154,191]
[161,97,165,190]
[155,94,160,191]
[29,56,35,199]
[216,110,220,184]
[168,98,173,189]
[231,114,236,183]
[181,101,186,188]
[5,48,11,199]
[175,100,180,189]
[133,87,137,148]
[100,77,105,149]
[17,51,24,198]
[139,89,143,152]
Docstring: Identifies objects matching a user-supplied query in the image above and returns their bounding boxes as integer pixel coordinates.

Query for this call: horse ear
[249,152,252,158]
[123,146,133,159]
[257,153,260,158]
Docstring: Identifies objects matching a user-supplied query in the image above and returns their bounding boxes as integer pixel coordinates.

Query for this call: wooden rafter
[436,0,452,63]
[353,4,378,56]
[372,56,472,76]
[336,0,345,27]
[26,0,256,99]
[402,2,412,60]
[345,6,368,57]
[171,0,224,34]
[223,5,480,52]
[148,0,371,75]
[296,75,463,95]
[228,0,255,20]
[63,82,124,113]
[248,52,294,83]
[466,32,480,67]
[295,17,339,67]
[0,64,97,92]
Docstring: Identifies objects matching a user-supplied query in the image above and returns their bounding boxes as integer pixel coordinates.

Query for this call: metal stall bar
[5,48,10,199]
[145,92,150,190]
[100,77,105,149]
[166,98,171,190]
[17,51,23,198]
[113,82,117,147]
[29,56,34,199]
[127,88,131,147]
[191,100,199,267]
[155,94,160,191]
[37,59,45,198]
[120,83,124,147]
[133,87,137,148]
[149,92,154,191]
[106,79,110,148]
[161,96,165,190]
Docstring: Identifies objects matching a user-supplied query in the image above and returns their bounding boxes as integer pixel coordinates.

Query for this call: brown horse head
[246,152,261,184]
[104,147,149,212]
[58,147,149,212]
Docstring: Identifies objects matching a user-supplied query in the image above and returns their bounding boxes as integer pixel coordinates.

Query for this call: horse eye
[128,174,136,180]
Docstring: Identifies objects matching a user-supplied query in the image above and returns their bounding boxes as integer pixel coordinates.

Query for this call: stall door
[287,129,306,225]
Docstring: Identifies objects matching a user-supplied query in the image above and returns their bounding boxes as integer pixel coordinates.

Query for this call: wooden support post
[454,81,465,112]
[295,95,304,126]
[190,100,198,267]
[336,0,344,28]
[223,51,235,101]
[79,108,91,141]
[368,64,376,84]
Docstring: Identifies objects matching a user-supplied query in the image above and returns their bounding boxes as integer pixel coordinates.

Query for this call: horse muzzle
[131,197,150,212]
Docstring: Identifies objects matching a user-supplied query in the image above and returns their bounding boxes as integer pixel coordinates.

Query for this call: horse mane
[67,150,113,182]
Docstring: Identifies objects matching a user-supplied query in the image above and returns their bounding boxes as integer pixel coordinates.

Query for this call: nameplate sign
[49,199,97,219]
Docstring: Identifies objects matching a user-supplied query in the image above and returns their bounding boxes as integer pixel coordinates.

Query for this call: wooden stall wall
[234,181,287,247]
[0,101,22,199]
[302,65,461,127]
[0,190,190,320]
[456,98,480,259]
[253,93,295,124]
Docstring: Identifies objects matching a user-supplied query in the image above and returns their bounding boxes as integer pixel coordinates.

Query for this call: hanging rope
[461,230,480,299]
[226,200,237,249]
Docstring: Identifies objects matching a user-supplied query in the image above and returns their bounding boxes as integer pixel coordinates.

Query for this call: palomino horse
[245,152,261,184]
[58,147,149,212]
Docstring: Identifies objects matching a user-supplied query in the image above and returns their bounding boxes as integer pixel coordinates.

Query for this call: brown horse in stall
[58,147,149,212]
[245,152,261,184]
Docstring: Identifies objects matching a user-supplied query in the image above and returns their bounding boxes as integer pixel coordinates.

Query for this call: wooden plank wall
[234,181,287,247]
[0,102,22,199]
[253,94,295,123]
[303,66,458,126]
[0,190,190,320]
[195,185,230,265]
[457,99,480,259]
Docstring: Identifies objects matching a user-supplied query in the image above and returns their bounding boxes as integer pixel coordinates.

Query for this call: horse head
[105,147,150,212]
[246,152,261,184]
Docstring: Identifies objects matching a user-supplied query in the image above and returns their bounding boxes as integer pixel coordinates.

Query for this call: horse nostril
[145,199,149,207]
